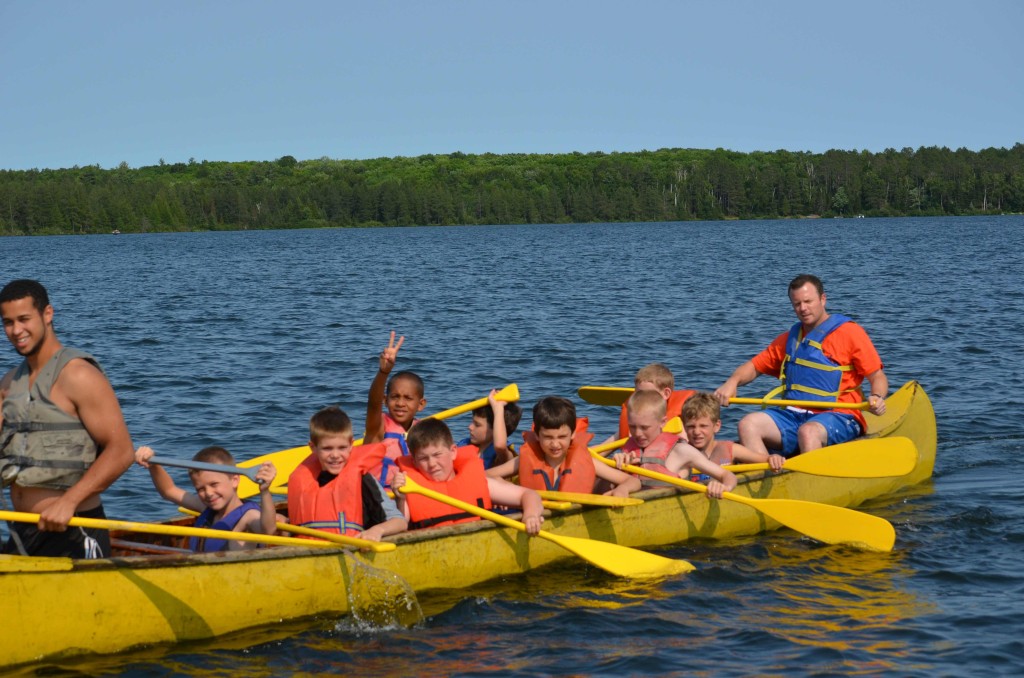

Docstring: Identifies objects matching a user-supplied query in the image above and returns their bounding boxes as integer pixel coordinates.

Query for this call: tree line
[2,144,1023,235]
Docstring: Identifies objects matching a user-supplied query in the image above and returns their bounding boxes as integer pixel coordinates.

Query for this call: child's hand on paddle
[255,462,276,490]
[134,445,155,468]
[378,331,405,374]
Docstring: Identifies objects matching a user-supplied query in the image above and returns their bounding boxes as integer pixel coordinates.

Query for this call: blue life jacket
[189,500,261,552]
[777,314,854,403]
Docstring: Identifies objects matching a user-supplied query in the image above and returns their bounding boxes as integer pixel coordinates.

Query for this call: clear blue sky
[2,0,1021,170]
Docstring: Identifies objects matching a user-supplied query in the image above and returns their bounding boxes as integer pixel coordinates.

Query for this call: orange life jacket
[396,446,491,530]
[621,431,682,488]
[287,442,387,536]
[371,413,418,487]
[519,418,595,493]
[618,389,696,438]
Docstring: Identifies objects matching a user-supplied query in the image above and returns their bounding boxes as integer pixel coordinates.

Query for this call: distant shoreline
[3,145,1022,236]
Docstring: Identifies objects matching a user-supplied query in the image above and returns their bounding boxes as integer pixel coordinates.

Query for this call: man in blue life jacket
[0,279,135,558]
[713,274,888,469]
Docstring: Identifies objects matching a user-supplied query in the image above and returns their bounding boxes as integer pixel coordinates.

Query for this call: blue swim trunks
[764,408,862,457]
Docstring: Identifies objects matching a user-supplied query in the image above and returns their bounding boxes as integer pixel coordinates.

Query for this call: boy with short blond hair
[459,389,522,469]
[617,390,737,499]
[616,363,697,438]
[288,406,407,542]
[680,393,778,476]
[363,331,427,486]
[489,396,641,497]
[391,419,544,535]
[135,445,279,552]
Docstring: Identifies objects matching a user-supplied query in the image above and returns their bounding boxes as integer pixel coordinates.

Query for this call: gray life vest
[1,347,100,490]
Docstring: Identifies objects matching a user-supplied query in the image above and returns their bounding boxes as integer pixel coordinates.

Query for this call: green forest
[2,144,1023,235]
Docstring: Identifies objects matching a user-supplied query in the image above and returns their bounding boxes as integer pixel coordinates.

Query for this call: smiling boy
[363,331,427,486]
[135,445,279,551]
[391,419,543,535]
[288,406,407,541]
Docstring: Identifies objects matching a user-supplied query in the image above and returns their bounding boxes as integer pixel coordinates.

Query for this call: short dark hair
[0,279,50,312]
[188,446,236,479]
[472,400,524,435]
[407,418,453,454]
[309,406,354,446]
[387,370,425,398]
[788,274,824,296]
[532,396,576,432]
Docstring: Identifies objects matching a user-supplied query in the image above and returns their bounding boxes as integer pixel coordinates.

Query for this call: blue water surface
[2,215,1023,676]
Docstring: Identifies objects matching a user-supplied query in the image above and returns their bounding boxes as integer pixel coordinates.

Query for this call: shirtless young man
[0,279,135,558]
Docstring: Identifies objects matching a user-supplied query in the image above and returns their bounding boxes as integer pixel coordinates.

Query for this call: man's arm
[714,360,760,406]
[865,369,889,416]
[39,359,134,531]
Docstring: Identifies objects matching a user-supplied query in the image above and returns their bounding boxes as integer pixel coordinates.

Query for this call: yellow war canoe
[0,381,936,669]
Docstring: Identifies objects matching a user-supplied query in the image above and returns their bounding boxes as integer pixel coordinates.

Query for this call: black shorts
[3,504,111,558]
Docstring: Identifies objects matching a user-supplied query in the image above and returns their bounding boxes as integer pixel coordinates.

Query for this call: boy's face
[191,470,239,511]
[468,414,491,446]
[537,425,574,467]
[627,408,665,448]
[412,442,457,481]
[311,433,354,475]
[636,380,673,402]
[387,377,427,427]
[684,415,721,452]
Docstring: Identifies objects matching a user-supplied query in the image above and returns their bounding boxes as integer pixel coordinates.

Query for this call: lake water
[2,216,1023,676]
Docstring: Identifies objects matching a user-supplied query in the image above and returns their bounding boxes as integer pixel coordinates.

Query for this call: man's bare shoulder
[55,356,116,403]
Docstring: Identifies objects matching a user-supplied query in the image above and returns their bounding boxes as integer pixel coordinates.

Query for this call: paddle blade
[725,494,896,552]
[577,386,634,407]
[784,437,918,478]
[494,383,520,403]
[541,531,694,577]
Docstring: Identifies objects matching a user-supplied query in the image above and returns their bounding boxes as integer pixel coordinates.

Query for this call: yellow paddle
[237,384,522,498]
[591,453,896,552]
[536,490,643,507]
[0,510,353,550]
[175,505,397,553]
[577,385,870,411]
[398,476,694,578]
[724,437,918,478]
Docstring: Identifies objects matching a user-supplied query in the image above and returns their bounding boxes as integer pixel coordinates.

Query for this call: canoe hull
[0,380,936,668]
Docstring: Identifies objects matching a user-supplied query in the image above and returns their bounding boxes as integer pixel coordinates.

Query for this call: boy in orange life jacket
[458,389,522,469]
[615,390,737,499]
[488,396,642,498]
[391,419,544,535]
[288,406,408,542]
[363,331,427,487]
[616,363,696,439]
[134,445,280,552]
[681,393,781,480]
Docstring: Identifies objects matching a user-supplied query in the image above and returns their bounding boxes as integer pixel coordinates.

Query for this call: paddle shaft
[577,386,870,410]
[151,456,260,482]
[0,510,346,550]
